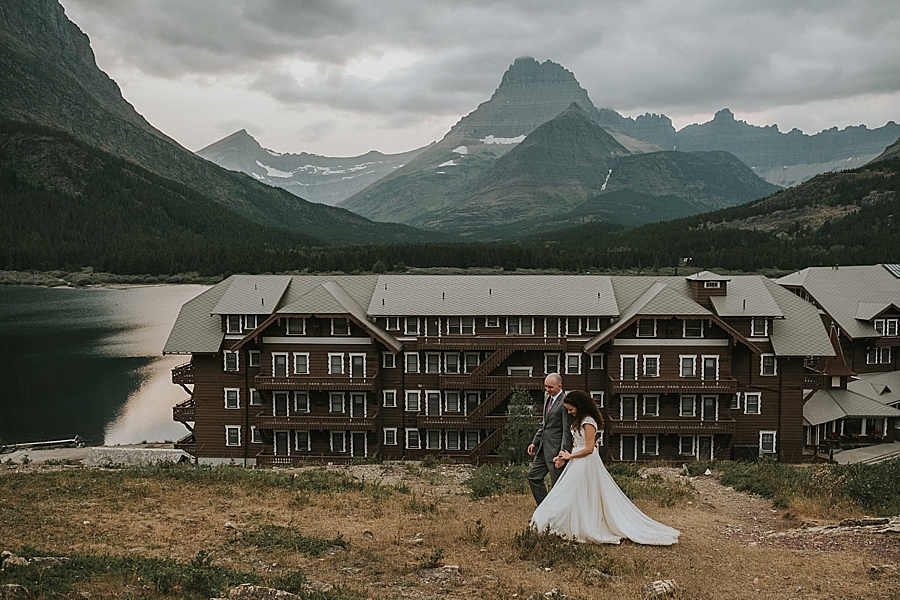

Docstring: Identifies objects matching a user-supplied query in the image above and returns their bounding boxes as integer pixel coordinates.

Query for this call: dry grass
[1,462,900,599]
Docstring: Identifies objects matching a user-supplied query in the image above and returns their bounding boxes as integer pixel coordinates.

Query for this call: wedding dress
[530,416,680,545]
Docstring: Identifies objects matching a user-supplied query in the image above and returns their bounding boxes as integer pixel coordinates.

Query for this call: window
[867,347,892,364]
[680,395,696,417]
[329,392,344,413]
[683,319,703,338]
[643,435,659,456]
[383,390,397,407]
[273,392,289,417]
[702,355,719,380]
[465,430,480,450]
[643,395,659,416]
[590,391,605,409]
[586,317,601,332]
[545,317,560,337]
[244,315,258,331]
[293,353,310,374]
[464,352,480,373]
[405,352,420,373]
[760,354,777,376]
[272,353,288,377]
[701,396,718,421]
[565,353,581,375]
[226,315,242,334]
[406,429,421,449]
[383,428,397,446]
[224,388,240,409]
[680,355,697,377]
[643,355,660,378]
[485,317,499,328]
[330,431,346,453]
[404,317,419,335]
[621,355,638,380]
[350,393,366,418]
[386,317,400,331]
[383,352,396,369]
[703,280,721,289]
[249,388,262,405]
[621,396,637,420]
[446,430,461,450]
[465,392,481,414]
[620,435,637,461]
[447,317,475,335]
[224,351,239,371]
[730,393,740,410]
[425,353,441,374]
[425,391,442,416]
[427,430,441,450]
[566,317,581,336]
[349,353,366,378]
[636,318,656,337]
[405,390,421,412]
[596,430,605,447]
[590,353,605,370]
[286,317,305,335]
[445,353,460,374]
[294,392,310,413]
[679,435,695,455]
[295,431,310,451]
[874,318,899,336]
[508,317,534,335]
[445,391,461,413]
[248,350,260,367]
[225,426,241,446]
[508,366,533,377]
[759,430,777,454]
[328,353,344,375]
[544,353,560,375]
[744,392,761,415]
[251,426,262,444]
[332,318,350,336]
[750,317,768,337]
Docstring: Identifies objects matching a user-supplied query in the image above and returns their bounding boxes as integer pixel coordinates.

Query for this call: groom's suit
[528,390,573,506]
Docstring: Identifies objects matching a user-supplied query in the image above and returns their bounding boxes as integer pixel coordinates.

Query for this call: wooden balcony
[439,374,544,390]
[254,375,375,391]
[607,418,736,435]
[256,452,358,466]
[255,413,377,431]
[609,376,737,395]
[171,361,194,385]
[174,433,196,455]
[416,336,568,351]
[172,398,195,422]
[415,415,511,429]
[804,373,830,390]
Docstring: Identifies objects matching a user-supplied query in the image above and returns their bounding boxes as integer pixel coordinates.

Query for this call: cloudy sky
[60,0,900,157]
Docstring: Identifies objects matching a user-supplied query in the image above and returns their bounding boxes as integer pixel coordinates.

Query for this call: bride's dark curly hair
[564,390,604,432]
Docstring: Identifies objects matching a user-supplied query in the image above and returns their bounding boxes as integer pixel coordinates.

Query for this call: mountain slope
[871,137,900,163]
[196,130,428,206]
[0,0,434,242]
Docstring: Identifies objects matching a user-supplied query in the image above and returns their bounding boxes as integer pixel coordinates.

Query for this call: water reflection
[0,285,208,445]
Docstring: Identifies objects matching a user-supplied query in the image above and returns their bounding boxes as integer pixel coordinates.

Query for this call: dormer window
[226,315,242,333]
[244,315,258,330]
[683,319,703,338]
[586,317,601,332]
[703,281,721,289]
[636,319,656,338]
[750,317,768,337]
[875,318,899,336]
[286,317,305,335]
[332,318,350,336]
[448,316,475,335]
[386,317,400,331]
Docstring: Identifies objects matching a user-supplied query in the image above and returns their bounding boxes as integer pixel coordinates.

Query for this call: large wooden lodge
[162,271,852,465]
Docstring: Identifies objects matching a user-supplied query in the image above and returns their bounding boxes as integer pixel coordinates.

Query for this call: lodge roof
[847,371,900,408]
[776,265,900,340]
[803,388,900,426]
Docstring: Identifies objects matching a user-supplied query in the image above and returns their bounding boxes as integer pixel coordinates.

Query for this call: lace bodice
[571,416,598,451]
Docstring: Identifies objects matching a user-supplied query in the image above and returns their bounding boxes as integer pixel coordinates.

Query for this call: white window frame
[425,391,442,416]
[386,316,400,331]
[328,352,345,375]
[404,317,420,335]
[679,435,696,456]
[643,434,659,456]
[744,392,761,415]
[679,355,697,378]
[444,352,461,374]
[272,352,288,377]
[866,347,891,364]
[382,352,396,368]
[383,428,398,446]
[225,425,241,447]
[330,431,346,453]
[295,430,310,452]
[701,355,719,380]
[643,355,660,378]
[621,354,638,380]
[566,317,581,336]
[750,317,768,337]
[349,353,366,378]
[596,429,605,447]
[294,392,310,413]
[406,428,421,449]
[485,317,500,328]
[425,352,441,374]
[444,391,461,413]
[251,425,262,444]
[249,388,262,406]
[405,352,420,373]
[701,395,719,421]
[405,390,421,412]
[223,350,239,372]
[224,388,240,409]
[545,317,560,337]
[680,395,696,417]
[620,395,637,420]
[508,366,534,376]
[586,316,601,332]
[243,314,256,331]
[293,352,310,375]
[565,353,582,375]
[683,319,704,338]
[350,392,367,418]
[463,352,480,373]
[329,392,345,413]
[704,280,721,289]
[590,353,605,370]
[248,350,260,367]
[331,317,350,336]
[730,393,740,410]
[447,316,475,335]
[383,390,397,408]
[286,317,305,335]
[508,317,534,335]
[446,430,461,451]
[272,391,290,417]
[544,353,560,375]
[590,391,605,409]
[226,315,242,334]
[643,395,659,417]
[465,430,480,450]
[426,430,442,450]
[760,354,777,376]
[620,435,637,461]
[759,430,777,454]
[636,318,656,338]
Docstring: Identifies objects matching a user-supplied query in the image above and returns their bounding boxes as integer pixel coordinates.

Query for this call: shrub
[464,464,529,499]
[497,387,539,465]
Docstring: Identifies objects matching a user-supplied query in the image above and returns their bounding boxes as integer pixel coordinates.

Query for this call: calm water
[0,284,208,445]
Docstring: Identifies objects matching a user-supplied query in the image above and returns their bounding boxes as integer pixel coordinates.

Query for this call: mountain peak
[498,57,579,88]
[714,108,736,121]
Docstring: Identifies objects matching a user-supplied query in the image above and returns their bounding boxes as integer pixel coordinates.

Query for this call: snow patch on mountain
[255,160,293,178]
[438,160,457,167]
[481,135,526,145]
[452,146,468,154]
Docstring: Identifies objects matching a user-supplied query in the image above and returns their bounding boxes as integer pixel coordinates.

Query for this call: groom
[527,372,573,506]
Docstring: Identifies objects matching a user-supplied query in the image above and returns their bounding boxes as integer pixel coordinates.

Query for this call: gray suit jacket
[531,391,573,462]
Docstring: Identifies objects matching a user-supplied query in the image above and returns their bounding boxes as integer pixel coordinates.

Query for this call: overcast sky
[60,0,900,158]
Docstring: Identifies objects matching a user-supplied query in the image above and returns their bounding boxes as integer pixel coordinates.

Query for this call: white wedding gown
[530,416,680,545]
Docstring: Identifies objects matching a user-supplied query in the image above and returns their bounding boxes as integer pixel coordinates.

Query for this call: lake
[0,284,208,445]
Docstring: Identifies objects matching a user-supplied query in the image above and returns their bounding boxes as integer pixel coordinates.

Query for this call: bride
[530,390,680,545]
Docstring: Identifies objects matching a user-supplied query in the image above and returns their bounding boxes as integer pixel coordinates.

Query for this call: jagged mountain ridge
[196,130,428,206]
[871,137,900,163]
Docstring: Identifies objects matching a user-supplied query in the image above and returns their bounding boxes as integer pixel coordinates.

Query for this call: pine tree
[498,387,538,465]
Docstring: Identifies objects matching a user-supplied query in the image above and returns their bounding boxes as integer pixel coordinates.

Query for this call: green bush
[464,464,529,499]
[498,388,539,465]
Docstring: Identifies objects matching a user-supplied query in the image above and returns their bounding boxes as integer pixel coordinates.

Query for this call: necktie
[546,394,556,414]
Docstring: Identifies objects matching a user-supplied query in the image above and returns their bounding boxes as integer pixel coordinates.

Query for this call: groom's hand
[527,443,536,456]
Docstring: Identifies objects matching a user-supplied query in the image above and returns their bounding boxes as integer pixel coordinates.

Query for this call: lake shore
[0,269,222,288]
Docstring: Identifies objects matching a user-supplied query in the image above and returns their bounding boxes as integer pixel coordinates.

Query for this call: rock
[0,584,32,600]
[302,582,333,593]
[227,583,302,599]
[640,579,679,599]
[839,517,890,527]
[363,529,374,539]
[1,552,28,568]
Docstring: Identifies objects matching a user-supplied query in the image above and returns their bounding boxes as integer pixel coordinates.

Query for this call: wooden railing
[174,433,196,455]
[171,361,194,385]
[255,413,377,431]
[416,336,568,351]
[467,427,505,461]
[609,376,737,395]
[172,398,194,422]
[415,415,509,429]
[804,373,830,390]
[607,418,736,435]
[254,375,375,391]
